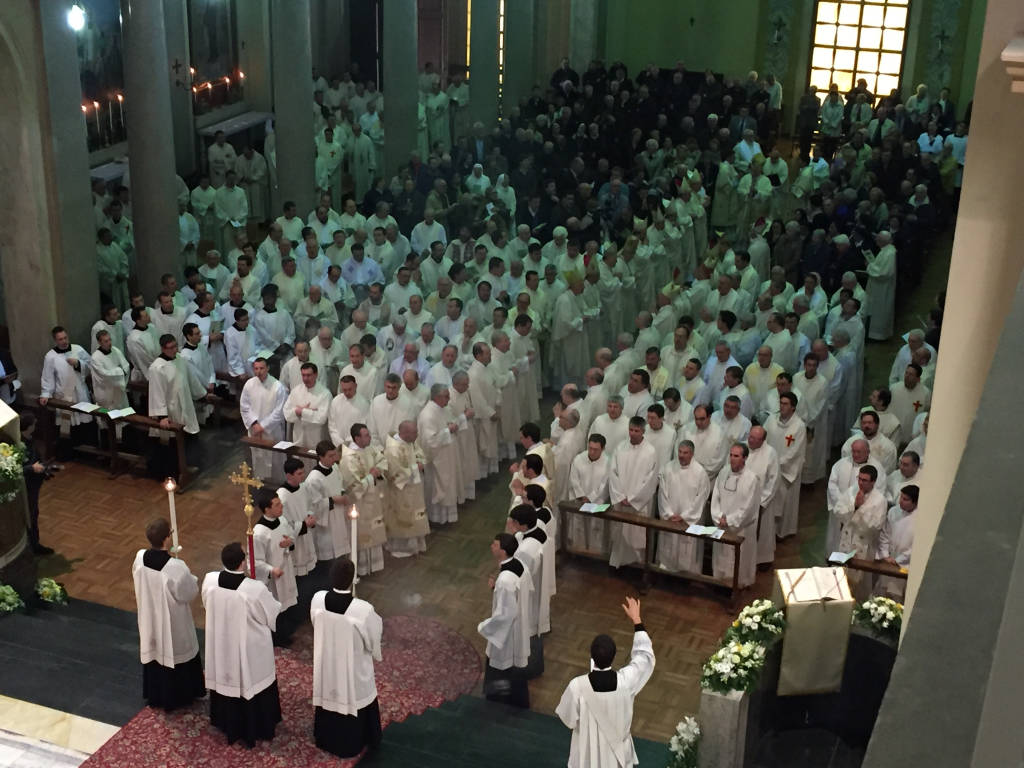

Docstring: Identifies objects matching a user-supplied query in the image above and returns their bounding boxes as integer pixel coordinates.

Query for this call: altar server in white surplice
[479,533,533,709]
[711,444,762,588]
[568,435,611,554]
[418,384,461,524]
[311,558,383,759]
[745,427,781,566]
[304,441,352,561]
[657,441,710,574]
[39,326,92,429]
[132,518,204,711]
[201,541,282,748]
[148,335,204,436]
[277,458,319,577]
[556,597,655,768]
[283,362,331,448]
[239,358,288,481]
[608,417,660,568]
[510,504,551,675]
[251,489,299,615]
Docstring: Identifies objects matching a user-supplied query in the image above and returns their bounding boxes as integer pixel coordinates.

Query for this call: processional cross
[230,462,263,578]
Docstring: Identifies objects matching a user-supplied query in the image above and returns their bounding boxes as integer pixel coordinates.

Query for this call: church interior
[0,0,1022,766]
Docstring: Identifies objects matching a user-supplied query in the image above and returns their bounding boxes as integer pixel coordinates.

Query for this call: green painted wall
[602,0,764,78]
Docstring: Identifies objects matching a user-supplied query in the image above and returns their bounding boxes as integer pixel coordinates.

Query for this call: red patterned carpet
[82,615,481,767]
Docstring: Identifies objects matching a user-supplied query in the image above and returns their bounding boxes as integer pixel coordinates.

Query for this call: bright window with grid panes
[809,0,909,99]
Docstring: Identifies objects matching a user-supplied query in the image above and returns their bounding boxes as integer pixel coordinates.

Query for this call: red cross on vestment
[785,434,795,447]
[912,401,922,412]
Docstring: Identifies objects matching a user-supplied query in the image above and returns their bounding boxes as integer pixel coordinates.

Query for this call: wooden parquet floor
[32,431,825,743]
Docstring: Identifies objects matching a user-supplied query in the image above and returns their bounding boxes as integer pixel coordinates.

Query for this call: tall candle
[108,99,113,133]
[164,477,180,554]
[92,101,100,138]
[117,94,124,131]
[350,505,359,592]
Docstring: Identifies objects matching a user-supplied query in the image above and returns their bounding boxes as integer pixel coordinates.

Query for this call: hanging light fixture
[67,3,86,32]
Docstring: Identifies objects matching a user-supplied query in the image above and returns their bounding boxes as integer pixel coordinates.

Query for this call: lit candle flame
[117,93,123,102]
[238,71,246,80]
[163,477,177,492]
[189,66,196,76]
[92,101,99,109]
[81,105,87,113]
[350,505,359,519]
[223,76,231,85]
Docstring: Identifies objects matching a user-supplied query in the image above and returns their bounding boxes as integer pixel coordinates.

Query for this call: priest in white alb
[240,358,288,481]
[745,426,781,566]
[657,440,710,574]
[132,518,204,711]
[202,541,282,748]
[608,417,660,568]
[567,435,611,553]
[418,384,461,523]
[711,444,762,588]
[384,420,431,557]
[284,362,331,448]
[764,392,807,539]
[311,558,383,758]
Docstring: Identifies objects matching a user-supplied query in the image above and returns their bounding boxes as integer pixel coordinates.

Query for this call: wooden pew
[559,499,746,601]
[240,435,317,480]
[41,399,194,487]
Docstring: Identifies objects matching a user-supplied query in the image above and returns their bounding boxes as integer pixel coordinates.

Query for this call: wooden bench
[558,500,746,602]
[41,399,194,487]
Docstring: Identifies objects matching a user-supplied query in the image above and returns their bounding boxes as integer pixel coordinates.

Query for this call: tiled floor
[0,695,118,767]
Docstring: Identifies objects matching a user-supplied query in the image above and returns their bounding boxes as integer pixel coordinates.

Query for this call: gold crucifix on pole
[229,461,263,578]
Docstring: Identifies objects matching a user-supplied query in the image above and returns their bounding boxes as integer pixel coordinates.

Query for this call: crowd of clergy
[85,55,958,755]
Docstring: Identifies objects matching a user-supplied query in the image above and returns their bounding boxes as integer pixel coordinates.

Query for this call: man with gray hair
[657,439,711,574]
[417,384,461,524]
[427,344,459,388]
[865,230,897,340]
[376,315,409,366]
[888,328,936,385]
[469,342,500,476]
[589,396,629,456]
[449,371,479,501]
[490,331,521,461]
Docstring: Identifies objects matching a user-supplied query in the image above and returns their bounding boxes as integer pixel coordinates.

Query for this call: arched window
[809,0,909,100]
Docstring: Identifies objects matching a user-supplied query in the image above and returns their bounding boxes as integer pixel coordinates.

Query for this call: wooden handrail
[558,499,745,600]
[831,556,909,580]
[241,435,317,461]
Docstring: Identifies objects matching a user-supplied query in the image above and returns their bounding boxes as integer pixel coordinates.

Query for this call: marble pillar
[381,0,418,176]
[469,0,500,127]
[503,0,536,109]
[568,0,598,75]
[122,0,183,285]
[698,688,749,768]
[163,0,196,176]
[37,0,100,350]
[905,0,1024,623]
[270,0,315,216]
[312,0,351,80]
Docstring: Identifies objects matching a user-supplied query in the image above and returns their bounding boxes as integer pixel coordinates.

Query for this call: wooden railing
[558,499,746,600]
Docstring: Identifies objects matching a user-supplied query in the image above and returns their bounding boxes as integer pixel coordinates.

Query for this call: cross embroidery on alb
[785,434,795,447]
[912,401,922,412]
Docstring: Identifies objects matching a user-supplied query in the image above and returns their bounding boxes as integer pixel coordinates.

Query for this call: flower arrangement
[667,716,700,768]
[0,442,25,503]
[0,583,23,614]
[852,596,902,643]
[723,598,786,646]
[36,578,68,605]
[700,640,767,694]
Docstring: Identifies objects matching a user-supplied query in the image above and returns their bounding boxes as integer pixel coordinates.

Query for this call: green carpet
[359,694,670,767]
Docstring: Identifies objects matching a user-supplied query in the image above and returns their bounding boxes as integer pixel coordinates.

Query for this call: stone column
[381,0,418,176]
[312,0,351,79]
[503,0,536,109]
[469,0,500,127]
[904,4,1024,623]
[122,0,182,287]
[37,0,100,348]
[270,0,315,215]
[163,0,196,176]
[568,0,598,74]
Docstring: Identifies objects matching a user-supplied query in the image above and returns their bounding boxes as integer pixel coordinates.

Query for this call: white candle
[349,505,359,591]
[164,477,180,553]
[92,101,100,137]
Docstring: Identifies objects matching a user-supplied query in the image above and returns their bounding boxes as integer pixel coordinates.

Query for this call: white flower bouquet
[724,598,786,646]
[667,716,700,768]
[0,442,25,503]
[852,596,902,643]
[0,583,23,615]
[36,578,68,605]
[700,640,767,694]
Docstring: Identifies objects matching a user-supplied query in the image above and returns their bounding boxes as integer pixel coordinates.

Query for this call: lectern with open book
[772,567,855,696]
